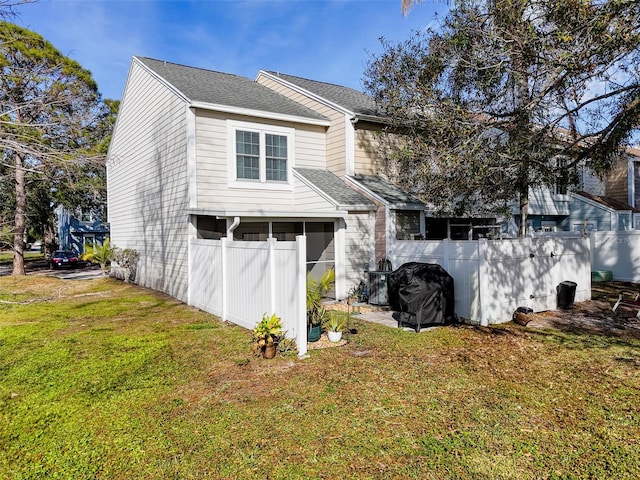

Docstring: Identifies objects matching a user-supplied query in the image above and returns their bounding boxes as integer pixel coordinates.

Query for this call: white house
[107,57,387,306]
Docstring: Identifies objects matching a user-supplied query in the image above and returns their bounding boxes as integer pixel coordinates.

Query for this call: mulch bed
[307,333,348,350]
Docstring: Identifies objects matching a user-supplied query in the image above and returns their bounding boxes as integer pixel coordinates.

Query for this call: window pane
[236,130,259,179]
[266,158,287,181]
[266,134,287,181]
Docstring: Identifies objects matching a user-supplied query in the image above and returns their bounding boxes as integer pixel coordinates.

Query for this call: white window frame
[227,120,295,190]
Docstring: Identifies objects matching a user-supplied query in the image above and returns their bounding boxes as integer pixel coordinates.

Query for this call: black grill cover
[387,262,455,331]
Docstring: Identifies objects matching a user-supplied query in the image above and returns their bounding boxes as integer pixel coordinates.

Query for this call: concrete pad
[357,309,442,333]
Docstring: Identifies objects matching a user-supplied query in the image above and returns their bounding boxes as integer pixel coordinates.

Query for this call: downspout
[227,216,240,240]
[345,115,357,176]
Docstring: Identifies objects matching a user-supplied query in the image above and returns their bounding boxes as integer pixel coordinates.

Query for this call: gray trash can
[557,281,577,309]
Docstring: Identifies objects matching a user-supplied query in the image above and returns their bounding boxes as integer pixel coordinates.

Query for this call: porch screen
[305,222,335,281]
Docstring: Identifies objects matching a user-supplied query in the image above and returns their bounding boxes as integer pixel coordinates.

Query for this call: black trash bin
[557,281,577,309]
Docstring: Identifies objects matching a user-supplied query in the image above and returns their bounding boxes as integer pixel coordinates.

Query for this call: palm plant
[325,311,347,333]
[81,238,114,276]
[306,268,335,326]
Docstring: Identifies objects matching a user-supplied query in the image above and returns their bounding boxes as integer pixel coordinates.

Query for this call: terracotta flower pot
[263,343,276,359]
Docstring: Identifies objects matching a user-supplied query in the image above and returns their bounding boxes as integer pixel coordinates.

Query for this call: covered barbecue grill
[387,262,455,332]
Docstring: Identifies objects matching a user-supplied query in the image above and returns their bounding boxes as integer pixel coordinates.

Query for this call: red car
[50,250,78,269]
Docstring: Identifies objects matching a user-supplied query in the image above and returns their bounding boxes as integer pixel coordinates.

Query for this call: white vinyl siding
[344,211,375,290]
[256,75,347,176]
[354,127,385,175]
[292,176,338,212]
[107,60,190,302]
[195,110,326,211]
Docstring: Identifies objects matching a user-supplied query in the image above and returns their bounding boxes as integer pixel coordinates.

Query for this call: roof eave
[352,113,390,125]
[133,56,190,103]
[189,100,330,126]
[186,207,347,218]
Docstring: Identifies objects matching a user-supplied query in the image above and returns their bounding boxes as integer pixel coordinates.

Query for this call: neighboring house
[55,205,109,253]
[604,147,640,216]
[568,191,640,232]
[507,148,640,234]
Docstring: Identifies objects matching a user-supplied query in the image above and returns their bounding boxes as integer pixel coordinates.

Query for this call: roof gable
[135,57,327,123]
[263,71,384,120]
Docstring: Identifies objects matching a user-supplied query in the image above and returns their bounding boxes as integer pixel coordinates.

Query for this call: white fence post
[296,235,308,357]
[478,239,488,327]
[221,237,228,322]
[268,237,277,315]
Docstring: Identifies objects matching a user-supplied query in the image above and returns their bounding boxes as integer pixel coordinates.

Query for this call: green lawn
[0,251,44,265]
[1,276,639,479]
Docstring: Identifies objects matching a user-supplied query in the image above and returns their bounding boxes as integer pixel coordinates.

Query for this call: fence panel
[388,237,591,325]
[226,241,271,330]
[479,238,590,324]
[188,237,306,351]
[591,231,640,283]
[189,239,223,316]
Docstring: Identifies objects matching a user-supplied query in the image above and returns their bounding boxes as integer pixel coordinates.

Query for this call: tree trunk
[13,152,26,275]
[44,223,56,256]
[518,184,529,238]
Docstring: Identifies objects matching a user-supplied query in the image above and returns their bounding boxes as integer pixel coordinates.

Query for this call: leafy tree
[0,22,109,274]
[365,0,640,235]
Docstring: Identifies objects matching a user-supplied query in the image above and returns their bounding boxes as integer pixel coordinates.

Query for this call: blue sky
[14,0,448,100]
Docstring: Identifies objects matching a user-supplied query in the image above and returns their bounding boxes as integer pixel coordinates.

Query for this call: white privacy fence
[187,233,636,344]
[389,237,592,325]
[189,236,308,355]
[590,230,640,283]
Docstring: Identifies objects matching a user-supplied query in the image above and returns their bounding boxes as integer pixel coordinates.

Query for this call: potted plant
[325,311,346,342]
[306,269,335,342]
[253,313,283,359]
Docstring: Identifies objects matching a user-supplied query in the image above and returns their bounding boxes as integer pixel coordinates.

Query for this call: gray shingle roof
[349,175,425,208]
[295,168,375,209]
[136,57,327,122]
[267,72,384,119]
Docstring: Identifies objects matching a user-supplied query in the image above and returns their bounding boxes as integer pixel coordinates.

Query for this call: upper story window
[236,130,260,180]
[228,120,294,189]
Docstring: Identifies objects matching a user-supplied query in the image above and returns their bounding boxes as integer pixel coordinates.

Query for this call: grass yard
[1,276,639,479]
[0,251,44,265]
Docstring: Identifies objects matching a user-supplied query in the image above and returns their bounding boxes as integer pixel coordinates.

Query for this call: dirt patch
[524,281,640,340]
